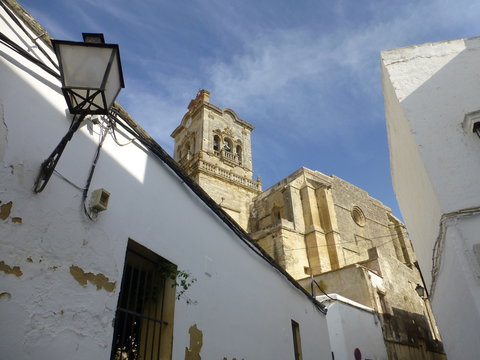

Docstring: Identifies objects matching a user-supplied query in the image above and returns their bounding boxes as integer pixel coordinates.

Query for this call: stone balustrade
[198,161,261,191]
[213,149,241,165]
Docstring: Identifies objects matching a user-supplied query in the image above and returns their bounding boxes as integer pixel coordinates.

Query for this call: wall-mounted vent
[90,188,110,212]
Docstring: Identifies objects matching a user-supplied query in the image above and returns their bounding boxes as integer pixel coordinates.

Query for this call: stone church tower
[172,90,446,360]
[171,90,262,229]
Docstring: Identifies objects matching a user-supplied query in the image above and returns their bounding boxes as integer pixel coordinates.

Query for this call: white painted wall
[0,4,332,359]
[317,294,387,360]
[382,37,480,359]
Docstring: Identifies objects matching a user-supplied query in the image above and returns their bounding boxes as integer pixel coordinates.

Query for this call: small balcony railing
[213,149,241,165]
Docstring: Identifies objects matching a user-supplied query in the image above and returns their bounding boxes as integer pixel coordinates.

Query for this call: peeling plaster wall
[382,37,480,359]
[0,4,331,360]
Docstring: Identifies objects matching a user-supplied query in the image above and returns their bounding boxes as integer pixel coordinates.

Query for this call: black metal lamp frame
[33,33,124,193]
[34,110,89,193]
[55,39,123,116]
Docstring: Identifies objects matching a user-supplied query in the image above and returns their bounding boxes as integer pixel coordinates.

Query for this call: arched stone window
[213,135,220,151]
[236,145,242,163]
[224,138,232,152]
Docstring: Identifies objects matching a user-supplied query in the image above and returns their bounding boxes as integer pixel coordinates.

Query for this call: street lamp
[34,33,124,193]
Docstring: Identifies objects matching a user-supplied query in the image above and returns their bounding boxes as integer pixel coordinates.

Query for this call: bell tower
[171,90,262,229]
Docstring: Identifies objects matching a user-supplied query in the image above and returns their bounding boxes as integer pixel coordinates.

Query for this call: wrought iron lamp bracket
[34,112,87,193]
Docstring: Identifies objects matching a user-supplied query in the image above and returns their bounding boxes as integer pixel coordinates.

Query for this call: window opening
[291,320,303,360]
[223,138,232,152]
[111,241,176,360]
[377,292,388,315]
[213,135,220,151]
[183,141,191,160]
[388,216,411,265]
[272,206,282,224]
[351,206,366,227]
[236,145,242,163]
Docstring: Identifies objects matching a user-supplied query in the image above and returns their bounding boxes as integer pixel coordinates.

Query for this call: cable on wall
[82,125,108,221]
[312,277,336,301]
[0,0,58,70]
[0,31,59,79]
[430,205,480,298]
[53,169,85,191]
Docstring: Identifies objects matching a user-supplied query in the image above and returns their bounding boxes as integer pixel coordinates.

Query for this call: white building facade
[0,1,333,359]
[382,37,480,359]
[318,294,388,360]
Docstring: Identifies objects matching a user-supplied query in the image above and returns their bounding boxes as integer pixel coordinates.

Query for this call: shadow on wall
[381,307,444,355]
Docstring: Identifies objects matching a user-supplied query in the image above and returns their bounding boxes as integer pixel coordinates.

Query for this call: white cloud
[203,0,480,138]
[30,0,480,166]
[80,0,155,33]
[119,75,201,153]
[20,7,74,40]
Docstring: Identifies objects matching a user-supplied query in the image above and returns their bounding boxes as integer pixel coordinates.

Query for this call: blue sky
[18,0,480,217]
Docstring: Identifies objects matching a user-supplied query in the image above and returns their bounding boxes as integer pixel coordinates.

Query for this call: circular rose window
[351,206,366,227]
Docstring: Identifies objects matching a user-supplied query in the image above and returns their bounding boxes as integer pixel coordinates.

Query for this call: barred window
[111,240,176,360]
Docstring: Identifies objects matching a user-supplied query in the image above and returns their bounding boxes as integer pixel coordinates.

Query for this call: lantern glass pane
[104,51,122,109]
[57,43,113,89]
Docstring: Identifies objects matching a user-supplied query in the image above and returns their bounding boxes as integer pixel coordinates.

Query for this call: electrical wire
[312,278,336,301]
[53,170,85,191]
[257,232,412,278]
[82,126,108,221]
[263,232,404,253]
[0,31,59,79]
[108,117,137,146]
[0,0,58,70]
[252,222,406,250]
[430,206,480,298]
